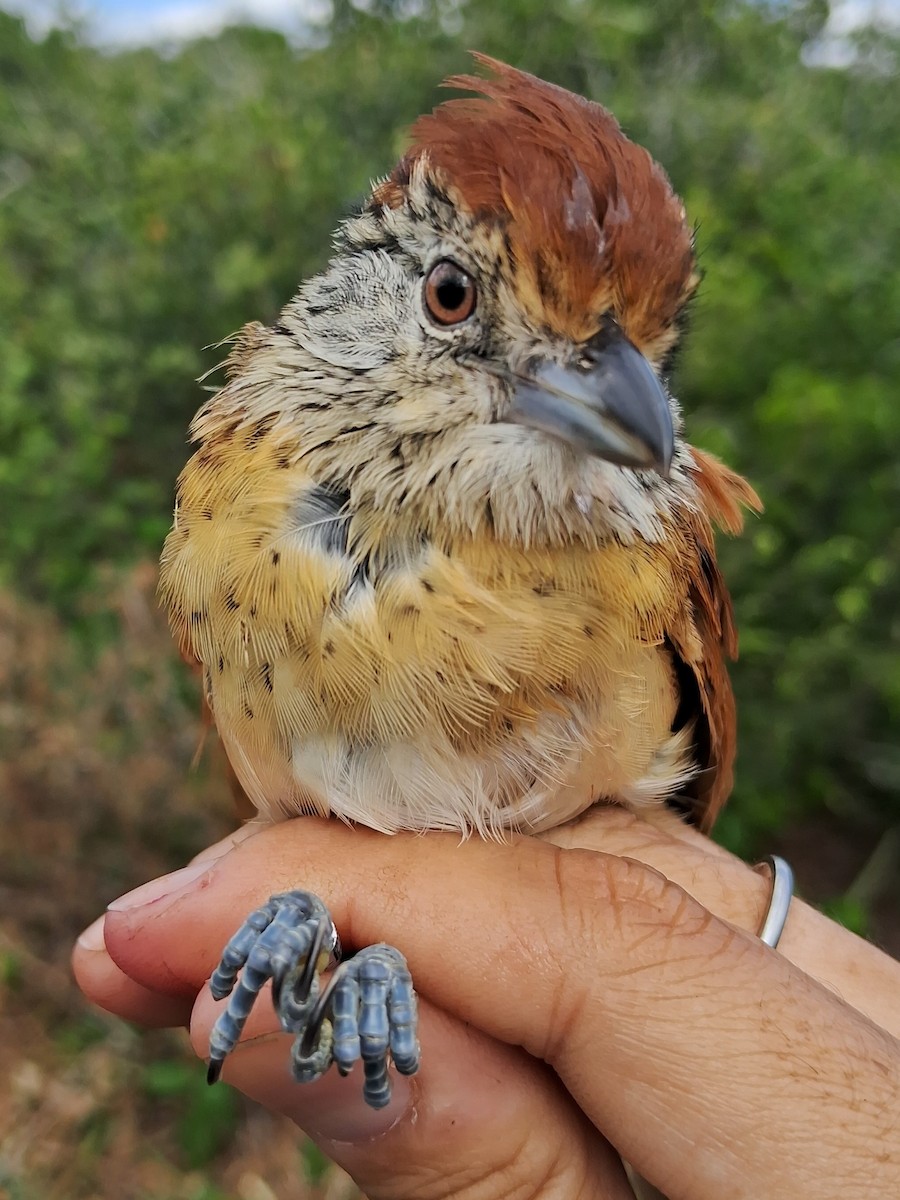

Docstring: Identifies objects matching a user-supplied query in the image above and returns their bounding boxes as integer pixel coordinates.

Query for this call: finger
[189,985,633,1200]
[552,806,900,1041]
[72,915,194,1028]
[77,834,631,1196]
[73,906,633,1198]
[104,818,900,1200]
[70,822,261,1026]
[188,818,267,864]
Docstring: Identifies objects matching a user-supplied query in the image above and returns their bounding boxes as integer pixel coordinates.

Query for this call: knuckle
[525,846,602,1063]
[364,1127,585,1200]
[529,845,716,1063]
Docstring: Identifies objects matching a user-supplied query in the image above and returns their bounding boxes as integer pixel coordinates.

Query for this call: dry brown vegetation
[0,565,360,1200]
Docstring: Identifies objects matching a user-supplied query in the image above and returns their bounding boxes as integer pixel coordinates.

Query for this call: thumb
[188,973,633,1200]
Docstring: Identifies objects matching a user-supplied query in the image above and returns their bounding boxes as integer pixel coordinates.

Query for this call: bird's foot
[206,890,419,1109]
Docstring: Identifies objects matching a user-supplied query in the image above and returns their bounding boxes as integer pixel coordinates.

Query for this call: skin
[73,807,900,1200]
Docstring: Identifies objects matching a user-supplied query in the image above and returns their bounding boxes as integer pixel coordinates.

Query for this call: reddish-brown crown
[376,55,697,354]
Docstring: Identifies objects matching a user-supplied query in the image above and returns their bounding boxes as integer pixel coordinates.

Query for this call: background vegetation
[1,1,897,1196]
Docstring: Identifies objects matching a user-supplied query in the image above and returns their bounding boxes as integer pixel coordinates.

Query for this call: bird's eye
[423,260,477,326]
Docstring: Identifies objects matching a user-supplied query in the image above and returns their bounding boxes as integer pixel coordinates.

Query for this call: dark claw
[206,890,419,1108]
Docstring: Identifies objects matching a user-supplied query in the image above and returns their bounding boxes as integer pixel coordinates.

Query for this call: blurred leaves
[141,1061,240,1169]
[0,0,897,861]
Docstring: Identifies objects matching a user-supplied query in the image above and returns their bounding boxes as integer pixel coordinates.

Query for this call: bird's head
[209,56,703,549]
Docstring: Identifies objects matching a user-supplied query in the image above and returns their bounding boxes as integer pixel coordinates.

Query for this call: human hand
[73,811,900,1200]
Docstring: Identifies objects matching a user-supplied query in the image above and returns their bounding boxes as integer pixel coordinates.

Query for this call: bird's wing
[667,448,760,831]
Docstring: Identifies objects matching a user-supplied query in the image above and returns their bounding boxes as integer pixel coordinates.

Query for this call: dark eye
[424,260,477,326]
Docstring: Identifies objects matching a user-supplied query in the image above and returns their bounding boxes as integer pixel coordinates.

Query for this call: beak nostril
[508,331,674,475]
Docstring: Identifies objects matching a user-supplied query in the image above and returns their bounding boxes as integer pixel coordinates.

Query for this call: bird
[158,54,760,1109]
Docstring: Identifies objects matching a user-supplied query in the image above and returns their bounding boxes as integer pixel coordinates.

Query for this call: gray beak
[509,328,674,475]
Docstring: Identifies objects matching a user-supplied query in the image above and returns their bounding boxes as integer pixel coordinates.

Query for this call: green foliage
[55,1012,110,1056]
[180,1187,231,1200]
[1,0,897,856]
[821,893,870,938]
[141,1059,240,1169]
[302,1141,334,1185]
[0,947,23,990]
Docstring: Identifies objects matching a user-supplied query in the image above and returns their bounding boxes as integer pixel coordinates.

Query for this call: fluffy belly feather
[160,443,698,837]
